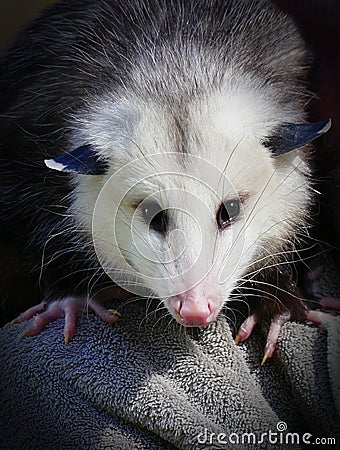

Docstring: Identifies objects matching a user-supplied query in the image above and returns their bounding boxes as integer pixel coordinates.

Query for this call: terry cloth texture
[0,298,339,450]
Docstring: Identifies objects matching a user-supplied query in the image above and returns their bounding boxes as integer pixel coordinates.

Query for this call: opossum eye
[140,201,168,234]
[217,200,240,230]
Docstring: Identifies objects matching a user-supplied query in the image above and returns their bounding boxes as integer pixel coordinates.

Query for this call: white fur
[69,69,310,319]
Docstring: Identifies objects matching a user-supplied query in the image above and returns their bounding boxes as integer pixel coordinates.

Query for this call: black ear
[263,119,331,156]
[44,145,108,175]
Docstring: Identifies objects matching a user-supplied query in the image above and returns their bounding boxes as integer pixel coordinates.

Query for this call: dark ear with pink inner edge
[264,118,331,155]
[44,144,108,175]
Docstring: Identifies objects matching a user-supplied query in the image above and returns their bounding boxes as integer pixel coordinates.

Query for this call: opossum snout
[169,289,221,327]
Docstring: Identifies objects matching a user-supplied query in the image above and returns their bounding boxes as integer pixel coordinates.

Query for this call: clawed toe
[11,301,46,325]
[235,311,291,365]
[19,302,64,338]
[13,296,122,343]
[234,314,258,345]
[88,301,121,324]
[261,312,290,365]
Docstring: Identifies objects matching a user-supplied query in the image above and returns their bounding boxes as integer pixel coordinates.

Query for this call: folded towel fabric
[0,298,339,450]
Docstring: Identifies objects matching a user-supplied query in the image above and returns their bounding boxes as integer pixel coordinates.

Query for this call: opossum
[0,0,333,362]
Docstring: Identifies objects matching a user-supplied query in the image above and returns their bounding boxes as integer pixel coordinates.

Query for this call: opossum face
[71,88,310,327]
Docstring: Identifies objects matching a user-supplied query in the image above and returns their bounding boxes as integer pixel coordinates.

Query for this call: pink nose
[177,297,214,327]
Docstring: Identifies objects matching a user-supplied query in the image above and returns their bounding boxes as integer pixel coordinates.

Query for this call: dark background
[0,0,56,54]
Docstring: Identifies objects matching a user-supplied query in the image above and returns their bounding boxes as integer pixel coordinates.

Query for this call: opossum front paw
[235,297,340,365]
[12,298,121,344]
[234,311,292,365]
[234,264,340,364]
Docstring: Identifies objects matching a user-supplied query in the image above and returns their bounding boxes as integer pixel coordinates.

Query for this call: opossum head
[59,74,321,328]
